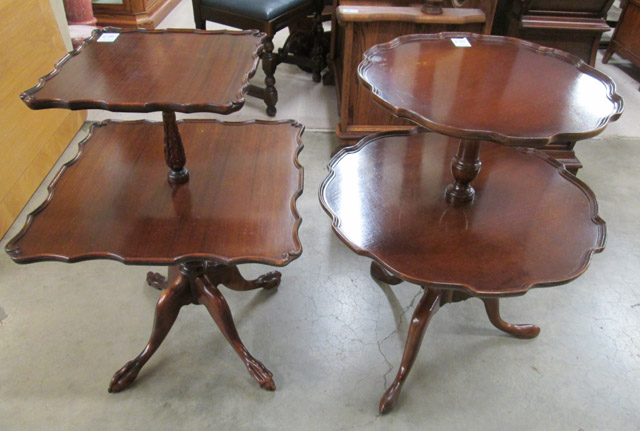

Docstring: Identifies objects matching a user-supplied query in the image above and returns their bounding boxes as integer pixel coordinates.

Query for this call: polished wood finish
[0,0,86,237]
[321,131,606,296]
[7,119,304,391]
[20,28,265,182]
[358,32,623,147]
[92,0,181,29]
[376,286,539,414]
[6,119,304,265]
[332,0,496,139]
[21,28,264,114]
[109,261,279,393]
[603,0,640,90]
[321,131,607,412]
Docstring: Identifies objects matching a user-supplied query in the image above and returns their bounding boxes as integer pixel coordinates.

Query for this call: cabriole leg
[482,298,540,339]
[370,261,402,285]
[109,273,193,392]
[206,263,281,291]
[379,287,443,414]
[195,275,275,390]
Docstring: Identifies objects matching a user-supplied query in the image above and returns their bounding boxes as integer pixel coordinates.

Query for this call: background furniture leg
[262,37,278,117]
[195,275,276,390]
[109,273,193,392]
[379,287,443,414]
[482,298,540,339]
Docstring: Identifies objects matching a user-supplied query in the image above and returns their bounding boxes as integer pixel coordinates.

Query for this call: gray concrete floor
[1,1,639,429]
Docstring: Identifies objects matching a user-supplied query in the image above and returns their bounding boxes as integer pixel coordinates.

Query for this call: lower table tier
[320,130,605,297]
[6,119,304,266]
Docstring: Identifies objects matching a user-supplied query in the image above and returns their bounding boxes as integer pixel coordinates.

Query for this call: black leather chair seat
[199,0,313,20]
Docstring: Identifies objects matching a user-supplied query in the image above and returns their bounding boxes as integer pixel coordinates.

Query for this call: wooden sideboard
[92,0,181,29]
[331,1,497,140]
[603,0,640,89]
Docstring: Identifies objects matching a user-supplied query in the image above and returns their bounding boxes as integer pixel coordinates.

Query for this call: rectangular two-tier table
[6,28,304,392]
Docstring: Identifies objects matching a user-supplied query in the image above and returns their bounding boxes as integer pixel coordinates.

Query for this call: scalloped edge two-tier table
[6,28,304,393]
[321,32,623,414]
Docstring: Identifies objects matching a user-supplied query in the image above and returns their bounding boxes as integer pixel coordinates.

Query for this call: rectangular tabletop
[6,120,304,266]
[21,29,265,114]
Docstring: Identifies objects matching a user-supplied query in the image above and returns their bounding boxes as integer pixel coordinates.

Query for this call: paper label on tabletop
[451,37,471,48]
[97,33,120,43]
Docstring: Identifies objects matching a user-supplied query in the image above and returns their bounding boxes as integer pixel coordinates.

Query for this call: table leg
[206,263,281,291]
[482,298,540,339]
[379,287,443,414]
[109,273,194,392]
[195,275,276,390]
[445,139,481,205]
[370,261,402,285]
[146,265,180,290]
[162,111,189,184]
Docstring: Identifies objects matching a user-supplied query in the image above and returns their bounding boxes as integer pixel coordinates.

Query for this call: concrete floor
[1,1,639,429]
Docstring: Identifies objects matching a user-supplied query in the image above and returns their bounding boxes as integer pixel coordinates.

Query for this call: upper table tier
[358,32,623,146]
[20,28,265,114]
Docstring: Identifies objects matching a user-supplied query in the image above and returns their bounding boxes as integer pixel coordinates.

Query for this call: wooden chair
[191,0,326,116]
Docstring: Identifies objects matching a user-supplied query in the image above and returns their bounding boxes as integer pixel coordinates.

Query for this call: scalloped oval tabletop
[320,131,605,297]
[358,32,623,146]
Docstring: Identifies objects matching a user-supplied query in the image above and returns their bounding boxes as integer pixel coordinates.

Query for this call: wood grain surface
[21,28,265,114]
[320,130,606,297]
[6,119,304,266]
[358,32,623,146]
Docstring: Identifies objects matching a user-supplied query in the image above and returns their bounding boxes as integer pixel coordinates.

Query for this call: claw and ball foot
[146,272,168,290]
[195,275,276,390]
[379,288,443,414]
[482,298,540,339]
[112,262,277,393]
[109,274,193,392]
[370,261,402,285]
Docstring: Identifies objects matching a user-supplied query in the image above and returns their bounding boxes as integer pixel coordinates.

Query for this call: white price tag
[97,33,120,43]
[343,8,359,13]
[451,37,471,48]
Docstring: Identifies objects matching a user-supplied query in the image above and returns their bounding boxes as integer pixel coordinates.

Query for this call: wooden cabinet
[603,0,640,89]
[91,0,181,29]
[331,1,497,140]
[497,0,613,66]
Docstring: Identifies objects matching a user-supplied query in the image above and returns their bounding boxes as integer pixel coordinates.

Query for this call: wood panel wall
[0,0,86,238]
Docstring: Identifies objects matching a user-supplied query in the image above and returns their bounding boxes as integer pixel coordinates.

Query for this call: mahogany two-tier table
[320,33,623,414]
[6,28,304,393]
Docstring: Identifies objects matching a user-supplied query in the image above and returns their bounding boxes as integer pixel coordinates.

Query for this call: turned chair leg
[109,274,193,392]
[310,6,325,83]
[379,288,443,414]
[206,263,281,291]
[482,298,540,339]
[195,275,276,390]
[262,36,278,117]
